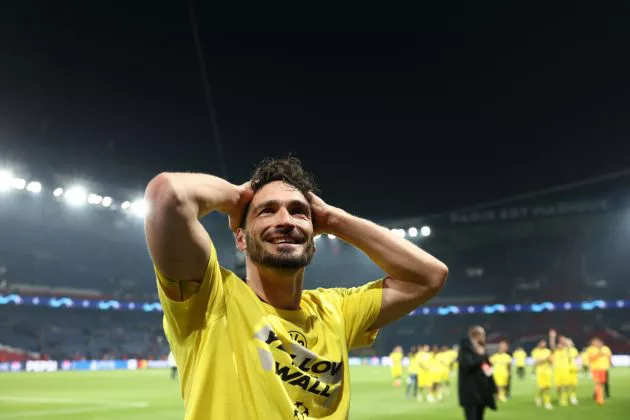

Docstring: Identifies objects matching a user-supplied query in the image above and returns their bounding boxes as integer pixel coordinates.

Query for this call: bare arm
[144,172,251,299]
[316,199,448,330]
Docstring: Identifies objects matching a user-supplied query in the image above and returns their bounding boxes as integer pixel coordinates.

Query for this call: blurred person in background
[531,339,553,410]
[430,345,443,402]
[416,344,432,402]
[457,326,497,420]
[588,337,612,406]
[489,340,511,403]
[438,345,453,396]
[144,157,448,420]
[405,346,418,399]
[390,345,404,387]
[549,330,570,407]
[512,346,527,380]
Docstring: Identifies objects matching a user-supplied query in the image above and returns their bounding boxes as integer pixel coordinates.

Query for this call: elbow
[427,261,448,294]
[145,172,185,210]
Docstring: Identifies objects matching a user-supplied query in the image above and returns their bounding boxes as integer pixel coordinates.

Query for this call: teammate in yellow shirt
[405,346,418,398]
[416,345,433,402]
[429,345,443,402]
[565,338,579,405]
[588,337,612,406]
[490,341,512,403]
[531,339,553,410]
[513,346,527,380]
[390,345,404,387]
[549,330,570,407]
[145,157,448,419]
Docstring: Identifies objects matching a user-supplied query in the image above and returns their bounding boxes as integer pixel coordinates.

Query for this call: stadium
[3,7,630,419]
[1,159,629,419]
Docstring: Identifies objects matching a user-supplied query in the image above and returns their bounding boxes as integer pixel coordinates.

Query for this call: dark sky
[2,2,630,220]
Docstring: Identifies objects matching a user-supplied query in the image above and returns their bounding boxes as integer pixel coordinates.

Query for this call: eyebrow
[252,199,311,214]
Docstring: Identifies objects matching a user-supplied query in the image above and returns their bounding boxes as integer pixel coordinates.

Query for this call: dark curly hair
[240,156,318,227]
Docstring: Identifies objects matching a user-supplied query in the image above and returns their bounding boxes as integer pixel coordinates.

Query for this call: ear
[235,228,247,251]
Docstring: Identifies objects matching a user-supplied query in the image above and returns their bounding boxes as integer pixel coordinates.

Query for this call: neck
[245,261,304,310]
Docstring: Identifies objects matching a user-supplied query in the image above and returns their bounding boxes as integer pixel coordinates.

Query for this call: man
[458,326,497,420]
[512,346,527,380]
[405,346,418,399]
[390,345,404,387]
[430,345,443,402]
[565,338,579,405]
[416,344,433,402]
[549,330,570,406]
[489,341,512,403]
[531,339,553,410]
[588,337,612,406]
[438,345,453,396]
[144,157,448,419]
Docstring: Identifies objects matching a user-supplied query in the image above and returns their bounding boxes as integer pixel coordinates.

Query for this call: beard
[246,231,315,270]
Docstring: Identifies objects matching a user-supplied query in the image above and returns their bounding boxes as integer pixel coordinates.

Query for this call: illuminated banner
[0,293,628,316]
[449,199,610,224]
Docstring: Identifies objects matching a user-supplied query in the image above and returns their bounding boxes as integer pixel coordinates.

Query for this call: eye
[259,207,274,215]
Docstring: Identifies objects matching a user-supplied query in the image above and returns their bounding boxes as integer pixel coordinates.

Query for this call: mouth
[264,236,304,245]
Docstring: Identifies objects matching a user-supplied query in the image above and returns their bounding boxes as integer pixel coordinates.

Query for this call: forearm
[147,172,240,218]
[328,209,448,287]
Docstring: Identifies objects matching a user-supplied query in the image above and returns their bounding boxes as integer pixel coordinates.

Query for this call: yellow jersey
[390,351,403,366]
[436,352,451,370]
[588,345,612,371]
[552,348,571,371]
[416,351,432,372]
[408,353,418,374]
[489,352,512,377]
[513,349,527,367]
[531,348,552,374]
[156,241,383,420]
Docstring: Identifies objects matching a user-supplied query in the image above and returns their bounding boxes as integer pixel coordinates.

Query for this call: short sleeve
[155,241,228,339]
[329,279,384,350]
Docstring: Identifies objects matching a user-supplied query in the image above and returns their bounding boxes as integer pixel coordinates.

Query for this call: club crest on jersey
[289,330,308,348]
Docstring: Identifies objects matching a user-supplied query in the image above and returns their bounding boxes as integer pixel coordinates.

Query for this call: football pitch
[0,367,628,419]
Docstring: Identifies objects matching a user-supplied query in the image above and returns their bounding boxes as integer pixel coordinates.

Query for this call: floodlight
[327,234,336,239]
[26,181,42,193]
[420,226,431,237]
[87,194,103,205]
[0,170,13,191]
[408,227,418,237]
[12,178,26,190]
[53,188,64,197]
[64,186,87,206]
[101,197,112,207]
[121,201,131,210]
[130,199,148,217]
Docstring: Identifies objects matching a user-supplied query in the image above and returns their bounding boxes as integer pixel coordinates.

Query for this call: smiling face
[237,181,315,270]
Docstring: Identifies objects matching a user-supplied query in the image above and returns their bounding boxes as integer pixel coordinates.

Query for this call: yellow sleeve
[155,240,230,339]
[327,279,384,350]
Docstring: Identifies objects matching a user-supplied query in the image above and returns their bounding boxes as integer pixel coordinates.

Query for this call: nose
[274,207,295,231]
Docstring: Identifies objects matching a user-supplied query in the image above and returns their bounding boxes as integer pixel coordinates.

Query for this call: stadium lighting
[327,234,336,239]
[121,201,131,210]
[26,181,42,193]
[420,225,431,237]
[87,194,103,205]
[64,186,87,206]
[408,227,418,237]
[0,170,13,191]
[12,178,26,190]
[101,196,112,207]
[53,187,64,197]
[314,234,321,240]
[130,199,148,218]
[392,228,406,238]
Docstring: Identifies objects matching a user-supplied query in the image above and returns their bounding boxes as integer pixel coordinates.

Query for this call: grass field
[0,367,628,419]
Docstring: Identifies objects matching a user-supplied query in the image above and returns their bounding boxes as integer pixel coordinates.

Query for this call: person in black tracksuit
[458,326,497,420]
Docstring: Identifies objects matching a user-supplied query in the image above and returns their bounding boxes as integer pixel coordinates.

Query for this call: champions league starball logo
[293,401,309,419]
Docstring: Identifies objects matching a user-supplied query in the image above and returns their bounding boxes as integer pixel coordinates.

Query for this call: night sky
[2,2,630,220]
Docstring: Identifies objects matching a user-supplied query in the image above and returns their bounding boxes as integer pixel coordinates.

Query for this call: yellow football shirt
[589,346,612,371]
[156,241,383,420]
[552,348,570,371]
[531,348,552,374]
[416,351,431,372]
[390,351,403,366]
[489,352,512,377]
[513,349,527,367]
[568,347,579,371]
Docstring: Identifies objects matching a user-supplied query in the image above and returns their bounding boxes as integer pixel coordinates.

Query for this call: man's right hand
[228,182,254,232]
